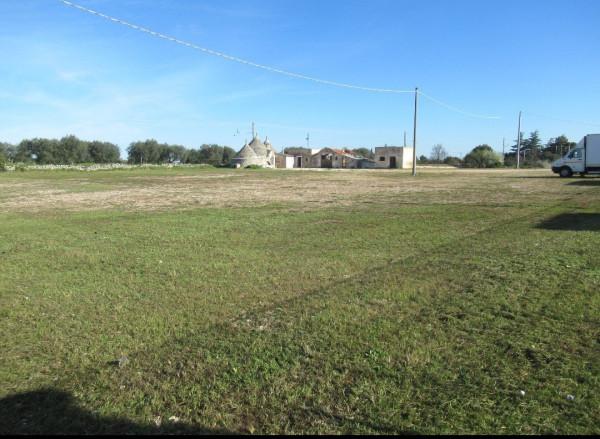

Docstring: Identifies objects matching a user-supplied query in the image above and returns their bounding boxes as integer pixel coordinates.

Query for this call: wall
[374,147,414,169]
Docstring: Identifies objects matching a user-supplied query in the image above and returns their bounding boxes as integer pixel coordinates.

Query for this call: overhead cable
[59,0,500,119]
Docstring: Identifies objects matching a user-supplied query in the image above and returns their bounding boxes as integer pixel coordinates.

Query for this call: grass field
[1,167,599,434]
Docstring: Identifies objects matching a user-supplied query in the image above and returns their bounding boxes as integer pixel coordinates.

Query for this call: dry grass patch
[0,168,579,213]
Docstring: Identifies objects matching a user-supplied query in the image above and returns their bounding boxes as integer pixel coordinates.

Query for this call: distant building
[374,146,414,169]
[310,148,366,169]
[232,136,276,168]
[276,154,305,168]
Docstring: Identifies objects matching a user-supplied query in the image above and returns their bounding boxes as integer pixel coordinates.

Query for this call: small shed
[374,146,414,169]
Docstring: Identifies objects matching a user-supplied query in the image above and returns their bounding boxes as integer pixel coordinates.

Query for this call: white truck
[552,134,600,177]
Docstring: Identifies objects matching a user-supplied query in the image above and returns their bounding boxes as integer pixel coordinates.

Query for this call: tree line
[1,131,580,170]
[1,136,120,165]
[418,132,578,168]
[127,140,236,166]
[0,136,236,167]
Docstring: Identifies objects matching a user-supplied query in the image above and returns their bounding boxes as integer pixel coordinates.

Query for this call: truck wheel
[559,167,573,178]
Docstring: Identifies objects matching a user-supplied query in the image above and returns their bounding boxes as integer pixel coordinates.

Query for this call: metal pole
[516,111,522,169]
[412,87,418,177]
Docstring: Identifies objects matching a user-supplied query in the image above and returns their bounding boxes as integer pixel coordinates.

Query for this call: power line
[418,91,500,120]
[58,0,500,120]
[59,0,412,94]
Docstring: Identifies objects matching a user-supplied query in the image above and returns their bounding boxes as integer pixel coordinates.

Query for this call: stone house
[374,146,414,169]
[232,136,276,168]
[309,148,363,169]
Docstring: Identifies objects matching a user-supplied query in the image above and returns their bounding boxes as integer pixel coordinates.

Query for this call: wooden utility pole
[516,111,522,169]
[412,87,418,177]
[404,131,407,148]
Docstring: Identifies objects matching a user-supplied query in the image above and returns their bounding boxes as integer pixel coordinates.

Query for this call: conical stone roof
[235,142,259,159]
[249,136,267,156]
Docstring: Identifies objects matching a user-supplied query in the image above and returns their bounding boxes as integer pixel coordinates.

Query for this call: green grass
[0,168,599,434]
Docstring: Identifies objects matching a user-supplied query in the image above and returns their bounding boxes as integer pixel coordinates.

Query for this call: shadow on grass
[567,179,600,186]
[0,389,234,435]
[537,213,600,231]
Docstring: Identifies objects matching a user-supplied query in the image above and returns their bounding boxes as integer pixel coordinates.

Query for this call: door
[565,148,585,173]
[321,154,333,168]
[389,156,397,169]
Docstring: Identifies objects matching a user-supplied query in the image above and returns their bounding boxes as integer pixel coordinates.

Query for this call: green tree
[159,145,188,164]
[463,145,502,168]
[521,131,543,163]
[543,135,576,161]
[89,141,121,163]
[128,140,163,164]
[58,135,90,164]
[222,146,236,166]
[16,138,60,164]
[443,156,463,167]
[186,144,234,166]
[509,132,526,155]
[0,142,16,162]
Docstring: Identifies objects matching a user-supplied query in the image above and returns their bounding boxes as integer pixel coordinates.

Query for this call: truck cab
[552,134,600,177]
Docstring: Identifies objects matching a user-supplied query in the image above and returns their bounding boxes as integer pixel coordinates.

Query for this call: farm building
[310,148,356,168]
[374,146,414,169]
[232,136,276,168]
[276,154,305,168]
[309,148,374,169]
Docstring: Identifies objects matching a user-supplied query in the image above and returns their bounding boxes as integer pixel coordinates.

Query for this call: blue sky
[1,0,599,158]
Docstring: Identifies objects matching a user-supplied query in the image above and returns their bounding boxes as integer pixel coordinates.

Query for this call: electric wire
[58,0,501,120]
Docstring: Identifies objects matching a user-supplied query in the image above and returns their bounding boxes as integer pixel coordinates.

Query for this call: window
[379,156,385,161]
[568,149,583,159]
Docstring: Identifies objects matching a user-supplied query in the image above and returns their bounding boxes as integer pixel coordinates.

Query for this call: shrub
[245,164,263,169]
[0,153,6,172]
[463,145,503,168]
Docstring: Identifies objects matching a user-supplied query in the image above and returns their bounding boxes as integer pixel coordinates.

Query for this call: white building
[374,146,414,169]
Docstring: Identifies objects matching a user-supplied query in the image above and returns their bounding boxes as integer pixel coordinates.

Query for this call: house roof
[248,136,267,156]
[312,147,359,158]
[234,135,276,161]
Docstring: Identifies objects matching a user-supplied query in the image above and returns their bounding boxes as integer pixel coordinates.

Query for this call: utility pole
[516,111,522,169]
[404,131,407,148]
[252,122,256,139]
[412,87,418,177]
[502,137,505,156]
[306,133,310,150]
